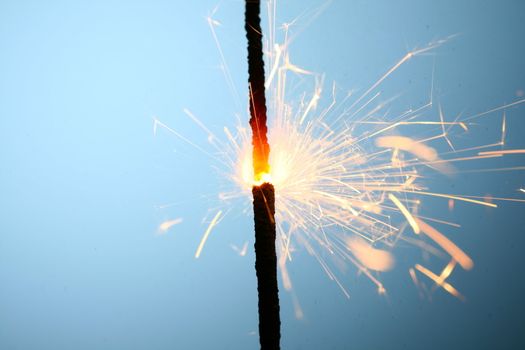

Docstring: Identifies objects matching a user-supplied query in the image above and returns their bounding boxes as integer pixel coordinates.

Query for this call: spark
[478,149,525,156]
[463,98,525,121]
[415,263,465,301]
[206,11,242,110]
[265,44,282,89]
[291,292,304,320]
[157,218,183,235]
[388,193,420,234]
[195,210,223,259]
[404,190,497,208]
[231,241,249,256]
[409,267,425,299]
[414,218,473,270]
[346,236,395,271]
[501,112,507,145]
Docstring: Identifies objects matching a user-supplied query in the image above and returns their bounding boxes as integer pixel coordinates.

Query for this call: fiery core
[155,0,525,320]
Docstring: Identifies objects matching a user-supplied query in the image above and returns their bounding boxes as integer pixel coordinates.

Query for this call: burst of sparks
[155,1,525,306]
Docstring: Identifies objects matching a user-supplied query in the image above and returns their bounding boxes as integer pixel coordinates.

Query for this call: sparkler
[245,1,280,349]
[155,0,525,336]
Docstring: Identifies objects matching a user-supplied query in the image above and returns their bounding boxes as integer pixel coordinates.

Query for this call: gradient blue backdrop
[1,0,525,349]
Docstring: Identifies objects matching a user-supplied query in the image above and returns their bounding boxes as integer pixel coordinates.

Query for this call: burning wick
[246,0,281,349]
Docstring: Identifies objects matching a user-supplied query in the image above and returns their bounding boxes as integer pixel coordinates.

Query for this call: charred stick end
[246,0,270,177]
[252,183,280,350]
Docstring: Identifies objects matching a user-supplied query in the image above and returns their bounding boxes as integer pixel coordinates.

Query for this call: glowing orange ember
[249,85,271,182]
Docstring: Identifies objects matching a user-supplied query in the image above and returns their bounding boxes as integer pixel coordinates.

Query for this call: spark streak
[157,218,183,235]
[415,218,474,270]
[478,149,525,156]
[195,210,223,259]
[415,263,465,301]
[388,194,420,234]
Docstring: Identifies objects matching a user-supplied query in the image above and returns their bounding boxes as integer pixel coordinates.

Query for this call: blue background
[1,0,524,349]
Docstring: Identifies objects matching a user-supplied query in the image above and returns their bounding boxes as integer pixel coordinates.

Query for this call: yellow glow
[253,171,273,186]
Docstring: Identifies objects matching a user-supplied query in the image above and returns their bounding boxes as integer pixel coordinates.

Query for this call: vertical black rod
[245,0,281,349]
[252,183,280,350]
[246,0,270,176]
